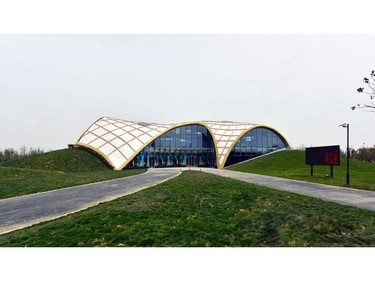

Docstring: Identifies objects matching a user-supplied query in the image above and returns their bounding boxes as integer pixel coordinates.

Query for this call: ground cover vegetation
[1,171,375,247]
[0,148,145,199]
[228,150,375,191]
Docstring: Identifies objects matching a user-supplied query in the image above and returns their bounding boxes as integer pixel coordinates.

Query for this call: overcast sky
[1,34,374,151]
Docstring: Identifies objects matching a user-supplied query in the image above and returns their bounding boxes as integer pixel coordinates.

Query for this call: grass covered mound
[1,148,110,172]
[0,148,145,199]
[228,150,375,191]
[1,171,375,247]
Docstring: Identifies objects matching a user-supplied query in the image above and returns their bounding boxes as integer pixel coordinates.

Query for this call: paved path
[0,169,180,235]
[201,168,375,212]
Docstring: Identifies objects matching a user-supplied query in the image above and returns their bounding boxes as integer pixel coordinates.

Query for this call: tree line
[350,147,375,163]
[0,146,45,163]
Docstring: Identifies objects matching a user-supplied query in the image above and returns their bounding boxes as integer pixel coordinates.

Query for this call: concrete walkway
[201,168,375,212]
[0,168,180,235]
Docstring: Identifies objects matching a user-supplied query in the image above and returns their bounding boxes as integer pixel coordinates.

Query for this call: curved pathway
[201,168,375,212]
[0,168,180,235]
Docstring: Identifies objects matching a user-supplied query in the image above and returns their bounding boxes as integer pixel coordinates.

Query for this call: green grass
[228,150,375,191]
[1,171,375,247]
[1,148,111,172]
[0,148,145,199]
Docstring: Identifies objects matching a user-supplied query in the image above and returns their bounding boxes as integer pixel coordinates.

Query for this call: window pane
[125,124,217,168]
[225,128,287,167]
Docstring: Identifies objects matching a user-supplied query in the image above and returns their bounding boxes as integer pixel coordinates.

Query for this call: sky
[1,34,374,151]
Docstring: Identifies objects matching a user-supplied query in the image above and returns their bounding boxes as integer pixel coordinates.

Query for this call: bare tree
[3,148,18,161]
[29,147,44,155]
[19,145,27,157]
[352,70,375,112]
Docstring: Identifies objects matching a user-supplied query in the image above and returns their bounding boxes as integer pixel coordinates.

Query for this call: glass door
[149,156,155,168]
[186,156,198,167]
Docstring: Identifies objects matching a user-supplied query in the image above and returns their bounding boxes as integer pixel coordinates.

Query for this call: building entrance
[124,124,217,169]
[186,156,198,167]
[149,156,155,168]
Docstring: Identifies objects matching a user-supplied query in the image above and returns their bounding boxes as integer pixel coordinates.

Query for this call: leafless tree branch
[353,70,375,112]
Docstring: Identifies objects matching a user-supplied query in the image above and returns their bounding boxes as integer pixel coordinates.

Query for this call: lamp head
[339,123,348,128]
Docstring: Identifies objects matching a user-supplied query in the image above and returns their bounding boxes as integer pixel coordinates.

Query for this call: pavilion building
[76,117,290,170]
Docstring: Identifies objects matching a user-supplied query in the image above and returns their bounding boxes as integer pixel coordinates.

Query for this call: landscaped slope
[1,148,110,172]
[0,148,145,199]
[228,150,375,191]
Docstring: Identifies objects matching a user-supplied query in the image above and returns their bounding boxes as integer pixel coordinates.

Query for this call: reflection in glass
[125,124,216,168]
[225,127,287,167]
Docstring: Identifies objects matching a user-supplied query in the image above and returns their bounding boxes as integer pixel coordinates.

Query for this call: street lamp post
[339,123,350,185]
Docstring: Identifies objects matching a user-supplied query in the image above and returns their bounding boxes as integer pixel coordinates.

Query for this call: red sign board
[306,145,340,166]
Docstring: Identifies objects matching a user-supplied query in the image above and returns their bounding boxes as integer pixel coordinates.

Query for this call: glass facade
[224,127,287,167]
[125,124,217,168]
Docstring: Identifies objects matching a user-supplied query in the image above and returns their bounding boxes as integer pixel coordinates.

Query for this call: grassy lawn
[0,149,145,199]
[1,171,375,247]
[228,150,375,191]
